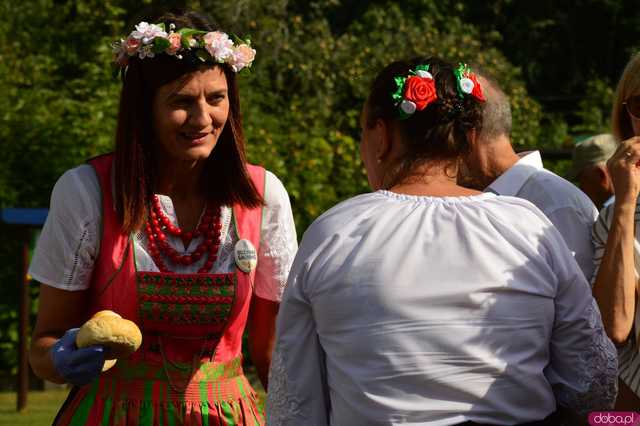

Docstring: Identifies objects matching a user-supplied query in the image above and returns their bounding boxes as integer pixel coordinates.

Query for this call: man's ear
[376,118,393,162]
[596,164,610,184]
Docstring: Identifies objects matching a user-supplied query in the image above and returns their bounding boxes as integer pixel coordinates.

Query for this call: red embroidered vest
[86,154,265,364]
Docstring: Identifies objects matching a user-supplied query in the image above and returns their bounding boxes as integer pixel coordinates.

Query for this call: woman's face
[627,94,640,136]
[152,67,229,163]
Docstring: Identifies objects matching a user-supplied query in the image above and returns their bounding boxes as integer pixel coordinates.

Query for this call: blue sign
[0,209,48,226]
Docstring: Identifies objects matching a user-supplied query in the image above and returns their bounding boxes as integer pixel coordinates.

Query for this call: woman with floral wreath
[27,10,297,425]
[266,57,617,425]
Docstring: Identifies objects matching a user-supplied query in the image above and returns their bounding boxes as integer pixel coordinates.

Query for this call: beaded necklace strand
[144,195,222,273]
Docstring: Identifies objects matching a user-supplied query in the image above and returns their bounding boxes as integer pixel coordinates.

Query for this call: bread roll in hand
[76,310,142,372]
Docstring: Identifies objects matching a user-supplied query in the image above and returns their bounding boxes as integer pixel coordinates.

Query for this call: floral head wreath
[391,63,485,119]
[112,21,256,74]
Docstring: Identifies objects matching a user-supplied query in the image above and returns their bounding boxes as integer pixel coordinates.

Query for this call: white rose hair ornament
[112,21,256,75]
[453,63,485,102]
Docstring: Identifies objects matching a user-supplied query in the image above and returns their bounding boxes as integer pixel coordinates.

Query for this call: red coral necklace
[144,195,222,273]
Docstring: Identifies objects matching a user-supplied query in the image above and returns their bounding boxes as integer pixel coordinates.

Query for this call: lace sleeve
[266,345,300,425]
[551,299,618,413]
[265,252,329,425]
[28,165,101,291]
[254,171,298,301]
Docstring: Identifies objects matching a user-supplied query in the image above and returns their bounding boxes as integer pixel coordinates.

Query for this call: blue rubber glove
[50,328,105,386]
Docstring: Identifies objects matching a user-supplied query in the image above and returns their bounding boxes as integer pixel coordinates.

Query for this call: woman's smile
[180,130,212,146]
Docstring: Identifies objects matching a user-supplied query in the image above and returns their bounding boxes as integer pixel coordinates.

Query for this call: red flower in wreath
[403,76,438,111]
[468,73,485,102]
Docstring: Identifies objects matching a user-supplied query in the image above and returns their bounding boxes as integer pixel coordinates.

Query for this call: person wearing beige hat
[571,134,617,208]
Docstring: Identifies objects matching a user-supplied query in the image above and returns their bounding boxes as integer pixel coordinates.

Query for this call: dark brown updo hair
[114,10,263,233]
[366,57,484,184]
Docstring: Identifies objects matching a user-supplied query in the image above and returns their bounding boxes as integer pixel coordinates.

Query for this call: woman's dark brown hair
[114,10,263,233]
[366,57,484,186]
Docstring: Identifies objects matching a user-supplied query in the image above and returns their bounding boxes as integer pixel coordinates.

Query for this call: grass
[0,389,69,426]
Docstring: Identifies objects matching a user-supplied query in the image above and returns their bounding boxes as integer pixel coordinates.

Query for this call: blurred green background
[1,0,639,421]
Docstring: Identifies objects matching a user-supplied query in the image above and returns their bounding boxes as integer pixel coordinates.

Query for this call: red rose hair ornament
[391,65,438,119]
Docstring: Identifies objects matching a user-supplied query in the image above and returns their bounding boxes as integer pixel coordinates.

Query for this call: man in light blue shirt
[459,76,599,281]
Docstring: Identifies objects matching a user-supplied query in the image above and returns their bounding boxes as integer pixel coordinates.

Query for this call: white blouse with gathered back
[267,190,616,425]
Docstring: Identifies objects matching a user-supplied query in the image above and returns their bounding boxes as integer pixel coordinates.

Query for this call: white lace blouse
[29,164,298,302]
[267,191,617,425]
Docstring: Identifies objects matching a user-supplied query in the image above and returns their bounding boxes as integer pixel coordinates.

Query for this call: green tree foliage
[459,0,640,146]
[196,0,542,230]
[0,0,124,209]
[572,78,615,136]
[0,0,126,382]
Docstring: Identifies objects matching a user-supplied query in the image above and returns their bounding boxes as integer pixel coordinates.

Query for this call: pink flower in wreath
[113,48,129,67]
[229,44,256,72]
[125,36,141,55]
[167,33,182,55]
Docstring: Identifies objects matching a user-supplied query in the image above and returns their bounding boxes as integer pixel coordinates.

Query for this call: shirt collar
[603,195,615,208]
[486,151,544,196]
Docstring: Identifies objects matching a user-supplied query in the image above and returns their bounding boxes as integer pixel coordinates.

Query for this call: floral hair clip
[112,21,256,73]
[453,63,485,102]
[391,64,438,119]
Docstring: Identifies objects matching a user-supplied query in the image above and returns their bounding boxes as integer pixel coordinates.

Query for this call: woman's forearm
[250,346,272,390]
[593,201,638,344]
[247,296,279,390]
[29,335,65,383]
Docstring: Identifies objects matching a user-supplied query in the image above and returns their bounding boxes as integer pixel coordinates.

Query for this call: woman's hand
[29,285,90,383]
[593,136,640,345]
[607,136,640,204]
[51,328,105,386]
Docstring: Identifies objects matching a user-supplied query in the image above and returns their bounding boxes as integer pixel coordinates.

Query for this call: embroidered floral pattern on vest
[137,272,236,325]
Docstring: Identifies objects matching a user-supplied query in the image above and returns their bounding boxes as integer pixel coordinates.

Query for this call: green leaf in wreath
[152,37,170,53]
[195,49,209,62]
[178,28,207,38]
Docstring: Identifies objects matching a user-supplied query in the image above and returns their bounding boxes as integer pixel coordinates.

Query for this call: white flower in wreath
[400,100,417,115]
[415,70,433,79]
[459,77,475,94]
[204,31,234,62]
[138,44,155,59]
[131,22,167,45]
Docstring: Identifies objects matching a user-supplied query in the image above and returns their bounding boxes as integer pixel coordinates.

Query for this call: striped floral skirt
[54,356,264,426]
